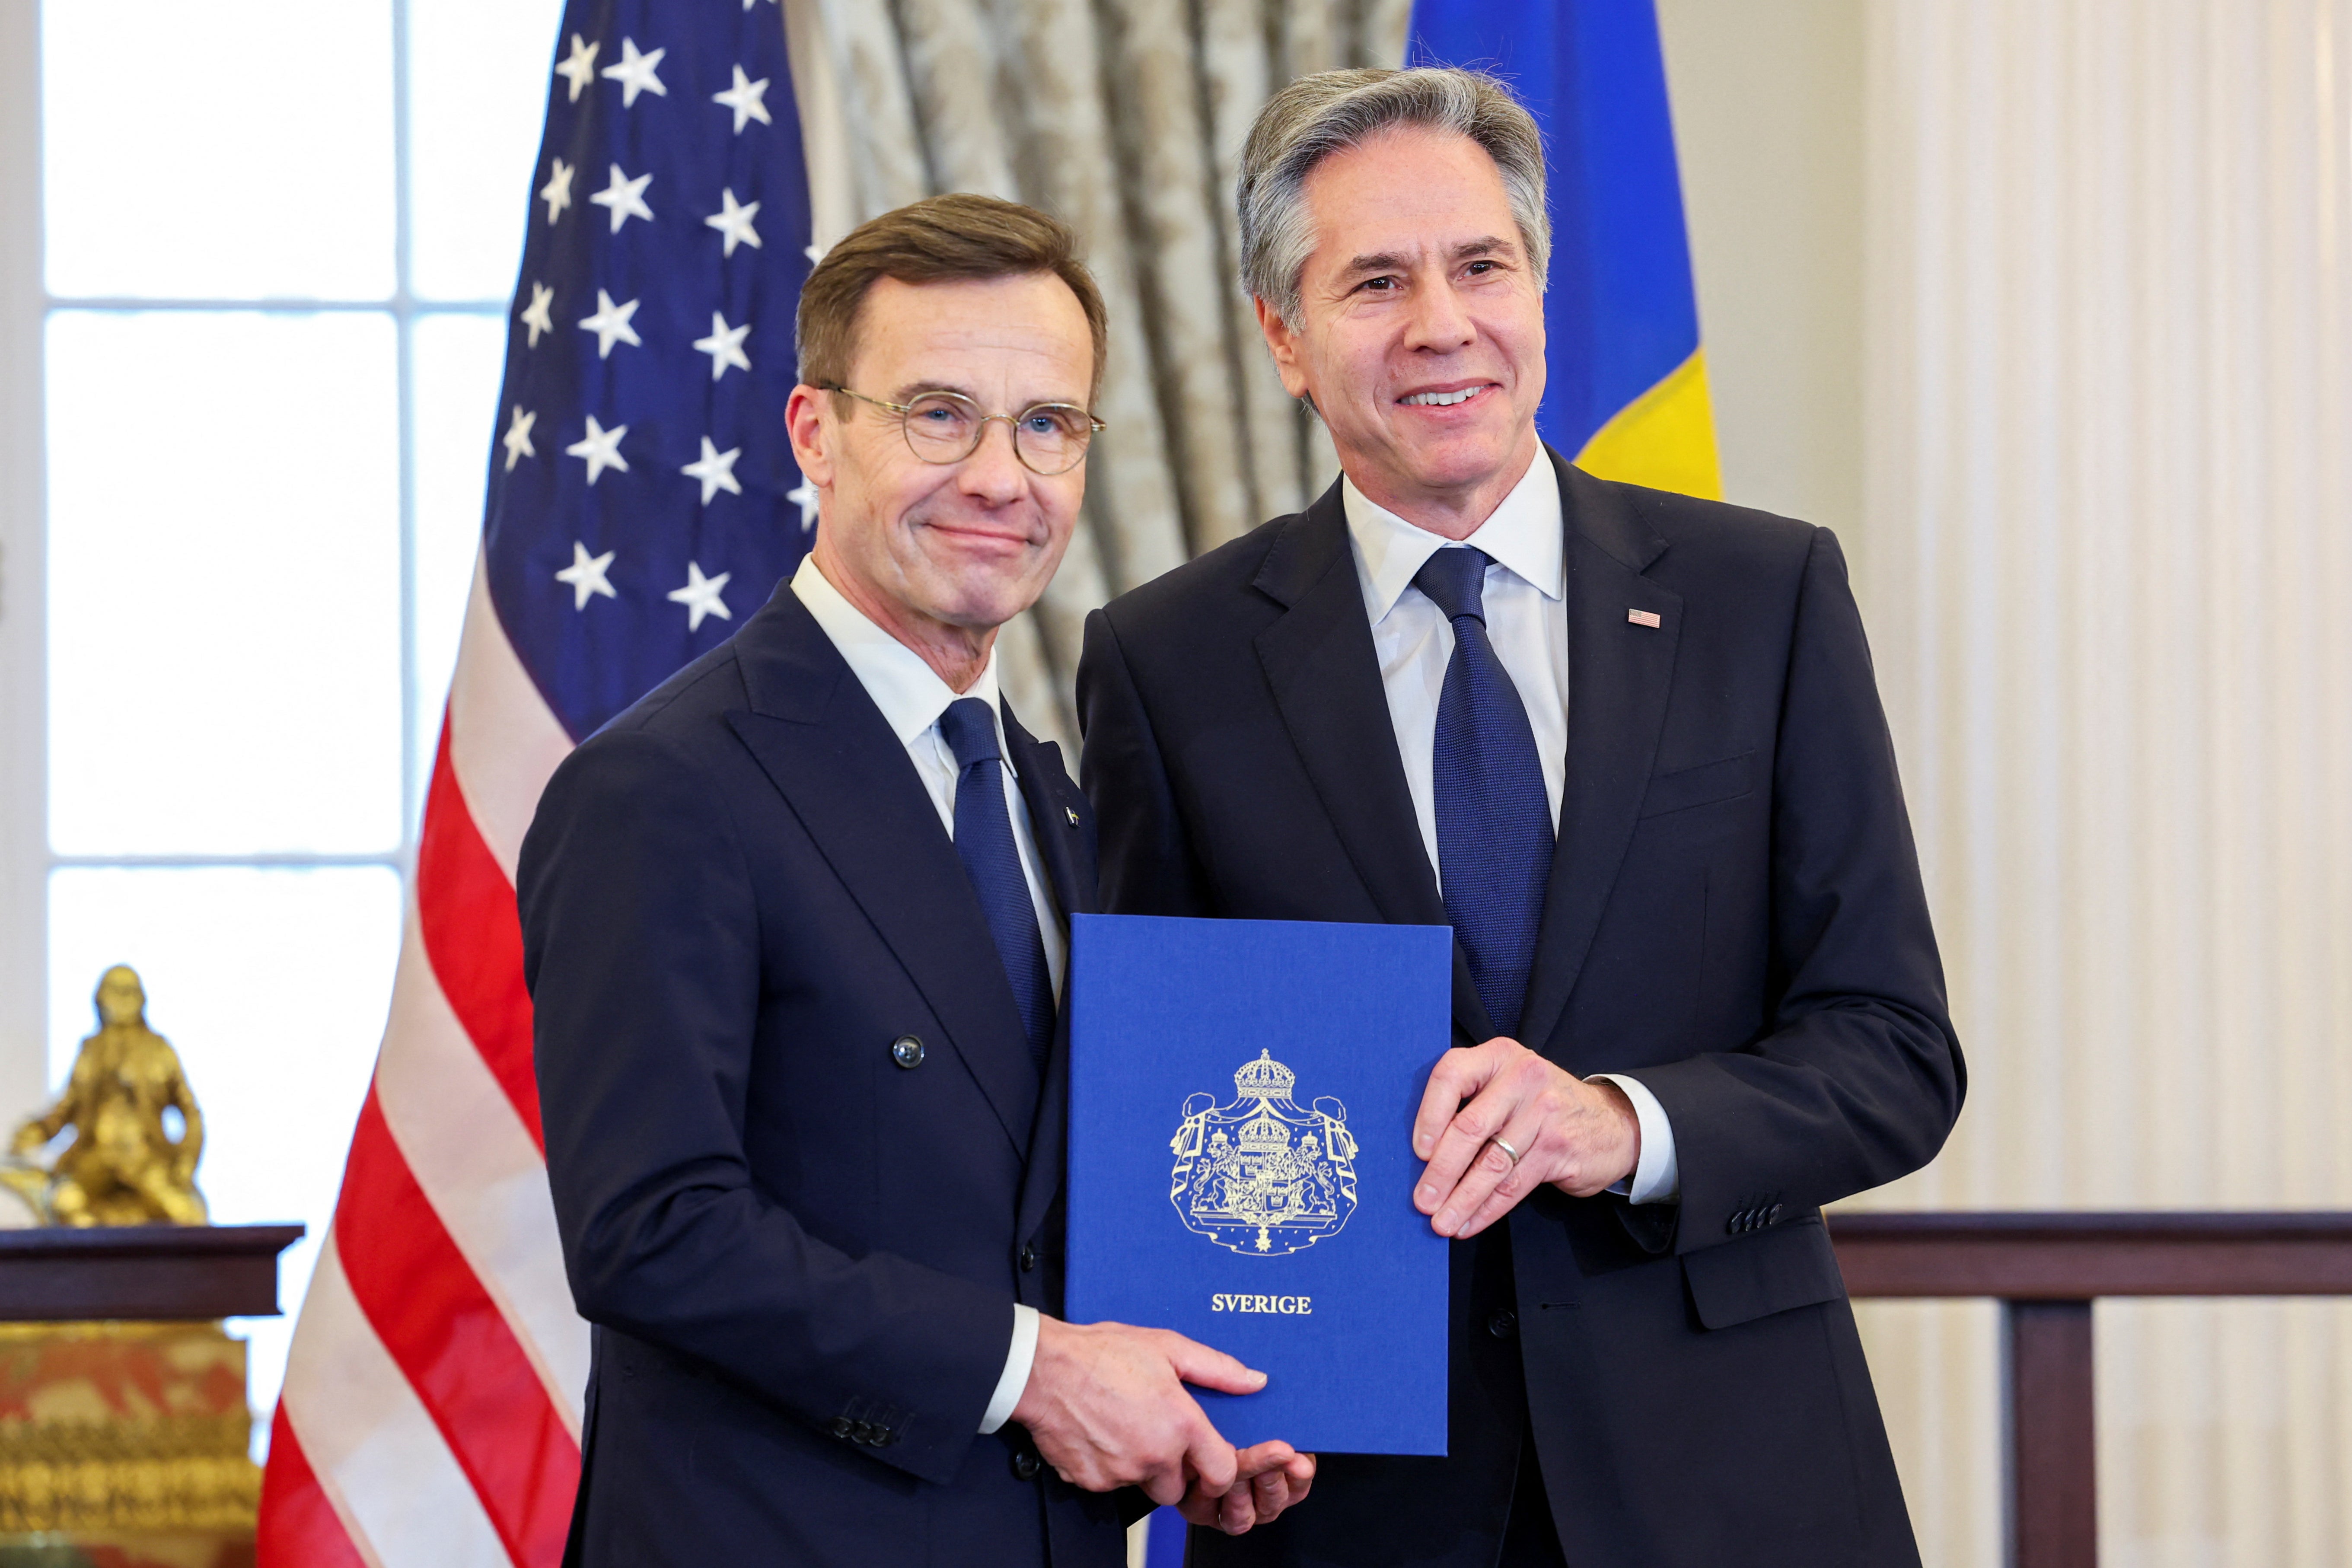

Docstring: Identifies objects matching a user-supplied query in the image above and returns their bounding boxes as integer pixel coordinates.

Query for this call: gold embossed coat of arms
[1168,1050,1359,1256]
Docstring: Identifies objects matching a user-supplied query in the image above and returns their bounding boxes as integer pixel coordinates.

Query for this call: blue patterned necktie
[1412,547,1555,1040]
[938,697,1054,1071]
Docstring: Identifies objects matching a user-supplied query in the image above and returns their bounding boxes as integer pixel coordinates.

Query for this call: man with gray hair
[1078,67,1962,1566]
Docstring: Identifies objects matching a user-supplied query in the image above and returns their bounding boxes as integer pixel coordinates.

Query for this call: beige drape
[788,0,1415,750]
[1850,2,2352,1562]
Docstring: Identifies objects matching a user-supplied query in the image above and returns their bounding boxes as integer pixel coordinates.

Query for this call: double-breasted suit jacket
[1076,452,1965,1568]
[521,584,1125,1568]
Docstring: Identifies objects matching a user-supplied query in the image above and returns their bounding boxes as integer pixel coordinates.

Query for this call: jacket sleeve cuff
[1589,1073,1680,1204]
[978,1303,1039,1434]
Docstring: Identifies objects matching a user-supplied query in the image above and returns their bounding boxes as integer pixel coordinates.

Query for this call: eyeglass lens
[901,392,1093,475]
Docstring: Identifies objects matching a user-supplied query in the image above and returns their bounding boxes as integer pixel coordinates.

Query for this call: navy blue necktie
[1413,547,1555,1039]
[939,698,1054,1071]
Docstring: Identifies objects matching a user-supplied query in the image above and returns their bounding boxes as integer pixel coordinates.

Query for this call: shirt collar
[790,553,1004,751]
[1341,452,1565,625]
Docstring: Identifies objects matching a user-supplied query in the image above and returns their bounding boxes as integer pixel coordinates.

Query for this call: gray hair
[1238,67,1551,328]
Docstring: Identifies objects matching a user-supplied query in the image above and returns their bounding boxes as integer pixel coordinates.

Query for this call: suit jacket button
[1012,1450,1043,1481]
[1019,1243,1038,1273]
[1726,1211,1747,1235]
[831,1416,853,1439]
[891,1035,926,1069]
[1487,1309,1517,1340]
[1767,1203,1784,1224]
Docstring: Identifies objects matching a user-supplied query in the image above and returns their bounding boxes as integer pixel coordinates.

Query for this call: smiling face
[787,271,1092,683]
[1259,126,1546,537]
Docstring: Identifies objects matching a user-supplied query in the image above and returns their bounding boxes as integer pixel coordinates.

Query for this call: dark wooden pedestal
[0,1226,303,1557]
[0,1225,303,1320]
[1829,1211,2352,1568]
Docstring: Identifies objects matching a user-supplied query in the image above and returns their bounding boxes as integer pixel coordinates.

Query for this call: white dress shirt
[1341,460,1680,1206]
[790,555,1047,1432]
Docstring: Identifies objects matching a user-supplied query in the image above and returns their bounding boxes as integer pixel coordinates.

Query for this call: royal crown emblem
[1169,1050,1358,1256]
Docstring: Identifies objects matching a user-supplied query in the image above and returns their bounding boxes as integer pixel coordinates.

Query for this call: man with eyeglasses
[520,193,1311,1568]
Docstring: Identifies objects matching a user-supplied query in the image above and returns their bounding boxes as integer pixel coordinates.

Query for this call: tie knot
[937,696,1002,771]
[1413,547,1492,625]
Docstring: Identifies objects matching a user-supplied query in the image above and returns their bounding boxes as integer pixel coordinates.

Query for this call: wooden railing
[1828,1211,2352,1568]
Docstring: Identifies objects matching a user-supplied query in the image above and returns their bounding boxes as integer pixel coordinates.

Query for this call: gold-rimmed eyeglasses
[823,386,1105,477]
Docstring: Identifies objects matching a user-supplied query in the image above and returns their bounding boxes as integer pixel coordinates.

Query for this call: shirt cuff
[1588,1073,1680,1204]
[978,1303,1039,1434]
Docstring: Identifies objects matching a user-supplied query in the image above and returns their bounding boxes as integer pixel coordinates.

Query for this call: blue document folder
[1064,913,1452,1456]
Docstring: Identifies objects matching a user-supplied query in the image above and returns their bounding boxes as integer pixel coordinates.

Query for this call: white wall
[0,0,50,1133]
[1657,0,1867,545]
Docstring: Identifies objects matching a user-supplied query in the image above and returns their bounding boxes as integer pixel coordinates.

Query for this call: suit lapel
[1002,707,1097,1246]
[722,587,1041,1156]
[1517,457,1683,1059]
[1252,484,1491,1045]
[1002,708,1096,924]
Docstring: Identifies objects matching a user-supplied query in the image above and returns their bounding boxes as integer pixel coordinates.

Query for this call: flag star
[539,158,574,224]
[712,65,772,134]
[667,561,733,631]
[554,35,599,102]
[566,415,630,484]
[787,477,819,532]
[519,282,555,347]
[555,542,618,609]
[804,242,823,264]
[578,289,642,358]
[601,37,668,108]
[692,312,751,380]
[589,163,654,233]
[705,188,762,257]
[744,0,777,10]
[682,437,744,504]
[501,406,537,471]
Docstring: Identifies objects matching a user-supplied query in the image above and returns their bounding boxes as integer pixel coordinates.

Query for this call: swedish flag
[1409,0,1721,500]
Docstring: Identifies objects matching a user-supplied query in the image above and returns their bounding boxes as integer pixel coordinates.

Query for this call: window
[32,0,559,1435]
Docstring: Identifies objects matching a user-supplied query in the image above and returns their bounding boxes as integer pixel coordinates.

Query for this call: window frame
[7,0,511,1115]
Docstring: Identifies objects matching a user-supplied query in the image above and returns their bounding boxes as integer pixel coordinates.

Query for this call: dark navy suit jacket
[520,583,1126,1568]
[1077,454,1965,1568]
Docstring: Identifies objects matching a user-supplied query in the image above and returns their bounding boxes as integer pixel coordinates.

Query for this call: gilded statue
[4,966,207,1226]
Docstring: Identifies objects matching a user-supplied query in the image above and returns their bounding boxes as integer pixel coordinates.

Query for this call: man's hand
[1177,1441,1316,1534]
[1412,1038,1640,1238]
[1011,1316,1261,1506]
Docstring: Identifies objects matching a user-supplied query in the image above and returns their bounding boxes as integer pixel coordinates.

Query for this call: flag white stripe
[448,553,577,883]
[279,1234,513,1568]
[376,904,591,1430]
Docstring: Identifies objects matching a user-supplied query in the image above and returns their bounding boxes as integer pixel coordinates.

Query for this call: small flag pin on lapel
[1065,806,1080,827]
[1627,608,1663,628]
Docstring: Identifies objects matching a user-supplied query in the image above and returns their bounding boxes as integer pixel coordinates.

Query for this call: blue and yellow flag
[1408,0,1722,499]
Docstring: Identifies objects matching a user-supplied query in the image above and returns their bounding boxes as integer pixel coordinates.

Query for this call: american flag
[257,2,813,1562]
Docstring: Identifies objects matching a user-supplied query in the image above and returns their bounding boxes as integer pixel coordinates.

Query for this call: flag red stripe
[257,1405,371,1568]
[338,1089,579,1568]
[418,714,545,1154]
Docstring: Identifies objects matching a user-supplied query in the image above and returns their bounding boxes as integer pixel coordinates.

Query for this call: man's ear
[784,383,837,489]
[1254,297,1313,403]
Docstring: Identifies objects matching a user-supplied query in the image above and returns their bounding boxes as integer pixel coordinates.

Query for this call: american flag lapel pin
[1627,608,1663,629]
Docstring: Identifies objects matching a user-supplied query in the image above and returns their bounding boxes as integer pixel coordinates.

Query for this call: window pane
[410,311,509,807]
[408,0,564,303]
[46,311,404,856]
[46,865,401,1444]
[41,0,396,300]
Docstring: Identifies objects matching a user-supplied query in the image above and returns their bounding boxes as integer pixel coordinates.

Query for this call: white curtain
[1850,2,2352,1562]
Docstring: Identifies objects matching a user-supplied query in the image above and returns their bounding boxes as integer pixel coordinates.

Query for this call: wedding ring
[1490,1136,1523,1166]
